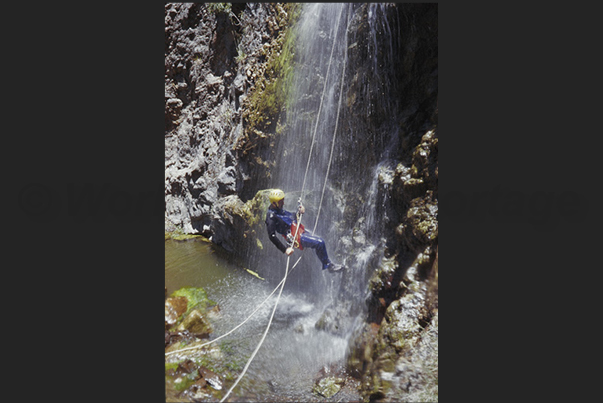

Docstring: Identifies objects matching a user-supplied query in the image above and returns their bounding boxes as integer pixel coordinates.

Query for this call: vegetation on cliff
[235,3,302,193]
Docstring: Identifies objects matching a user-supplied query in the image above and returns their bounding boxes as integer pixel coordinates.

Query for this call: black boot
[326,263,344,273]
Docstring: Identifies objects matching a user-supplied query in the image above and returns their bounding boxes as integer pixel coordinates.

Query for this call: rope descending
[313,5,350,234]
[166,5,350,400]
[219,255,292,402]
[300,5,344,232]
[164,256,304,358]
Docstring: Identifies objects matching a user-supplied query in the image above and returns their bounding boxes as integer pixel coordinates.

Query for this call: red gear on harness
[282,222,305,250]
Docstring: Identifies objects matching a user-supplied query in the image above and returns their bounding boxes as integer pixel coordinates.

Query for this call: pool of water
[165,238,360,401]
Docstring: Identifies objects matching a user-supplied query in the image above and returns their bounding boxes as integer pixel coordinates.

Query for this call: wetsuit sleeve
[265,211,288,254]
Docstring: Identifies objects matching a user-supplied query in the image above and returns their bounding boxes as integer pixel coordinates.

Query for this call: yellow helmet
[268,189,285,203]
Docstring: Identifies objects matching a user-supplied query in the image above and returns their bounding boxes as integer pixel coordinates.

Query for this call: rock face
[165,3,299,251]
[296,4,438,401]
[348,127,438,402]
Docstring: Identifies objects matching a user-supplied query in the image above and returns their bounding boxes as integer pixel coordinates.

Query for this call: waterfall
[262,2,402,335]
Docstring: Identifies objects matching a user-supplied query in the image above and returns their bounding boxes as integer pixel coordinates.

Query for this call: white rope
[219,234,297,402]
[300,5,344,216]
[312,6,350,234]
[165,256,303,358]
[166,6,349,401]
[220,8,349,395]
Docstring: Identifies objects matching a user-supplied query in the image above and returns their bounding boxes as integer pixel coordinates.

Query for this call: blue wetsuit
[265,206,332,270]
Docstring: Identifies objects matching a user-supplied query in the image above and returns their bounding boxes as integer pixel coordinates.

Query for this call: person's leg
[299,233,331,269]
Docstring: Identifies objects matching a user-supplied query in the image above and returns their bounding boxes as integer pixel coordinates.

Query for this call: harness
[272,203,305,250]
[287,222,305,250]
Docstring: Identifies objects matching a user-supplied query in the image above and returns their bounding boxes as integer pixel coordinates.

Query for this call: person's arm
[266,212,290,254]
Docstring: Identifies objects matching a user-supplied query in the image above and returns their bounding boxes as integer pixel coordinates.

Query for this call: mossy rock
[170,287,216,325]
[177,309,213,335]
[235,4,302,181]
[165,296,188,329]
[402,200,438,253]
[313,377,345,398]
[165,232,206,241]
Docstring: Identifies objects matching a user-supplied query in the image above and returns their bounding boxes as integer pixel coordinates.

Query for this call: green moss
[237,4,302,158]
[165,226,210,242]
[165,361,196,393]
[313,377,345,398]
[174,372,198,392]
[165,362,179,372]
[170,287,216,320]
[206,3,232,15]
[165,232,205,241]
[226,190,272,244]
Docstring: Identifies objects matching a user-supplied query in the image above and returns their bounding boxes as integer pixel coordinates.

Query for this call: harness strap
[282,222,305,250]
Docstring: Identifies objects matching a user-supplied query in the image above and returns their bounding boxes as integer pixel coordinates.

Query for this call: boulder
[165,296,187,329]
[177,309,213,336]
[313,376,345,398]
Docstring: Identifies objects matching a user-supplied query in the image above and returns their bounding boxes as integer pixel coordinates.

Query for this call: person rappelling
[265,189,344,272]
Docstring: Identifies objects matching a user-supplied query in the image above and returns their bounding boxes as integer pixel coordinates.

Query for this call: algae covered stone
[165,296,188,329]
[177,309,213,336]
[313,376,345,398]
[168,287,217,330]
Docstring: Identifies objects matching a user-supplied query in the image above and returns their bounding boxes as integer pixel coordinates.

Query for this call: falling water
[265,2,402,317]
[199,3,407,399]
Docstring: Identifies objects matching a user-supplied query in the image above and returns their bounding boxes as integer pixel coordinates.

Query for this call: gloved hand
[285,247,294,256]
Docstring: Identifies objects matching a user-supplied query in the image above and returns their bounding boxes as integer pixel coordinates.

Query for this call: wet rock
[206,304,222,321]
[398,197,438,254]
[347,322,380,378]
[187,378,210,401]
[314,308,339,334]
[206,72,223,87]
[177,309,213,336]
[403,177,427,200]
[178,359,197,374]
[313,376,345,398]
[352,228,367,246]
[165,329,199,348]
[199,367,223,390]
[411,130,438,191]
[210,189,270,256]
[165,296,188,329]
[315,301,356,336]
[233,71,246,94]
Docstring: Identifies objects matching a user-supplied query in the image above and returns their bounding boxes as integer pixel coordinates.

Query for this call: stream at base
[165,238,361,402]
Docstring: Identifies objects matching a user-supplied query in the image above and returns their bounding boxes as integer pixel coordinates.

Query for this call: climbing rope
[166,5,350,400]
[312,6,350,234]
[219,254,291,402]
[219,7,350,393]
[300,5,344,224]
[164,255,303,358]
[219,201,308,401]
